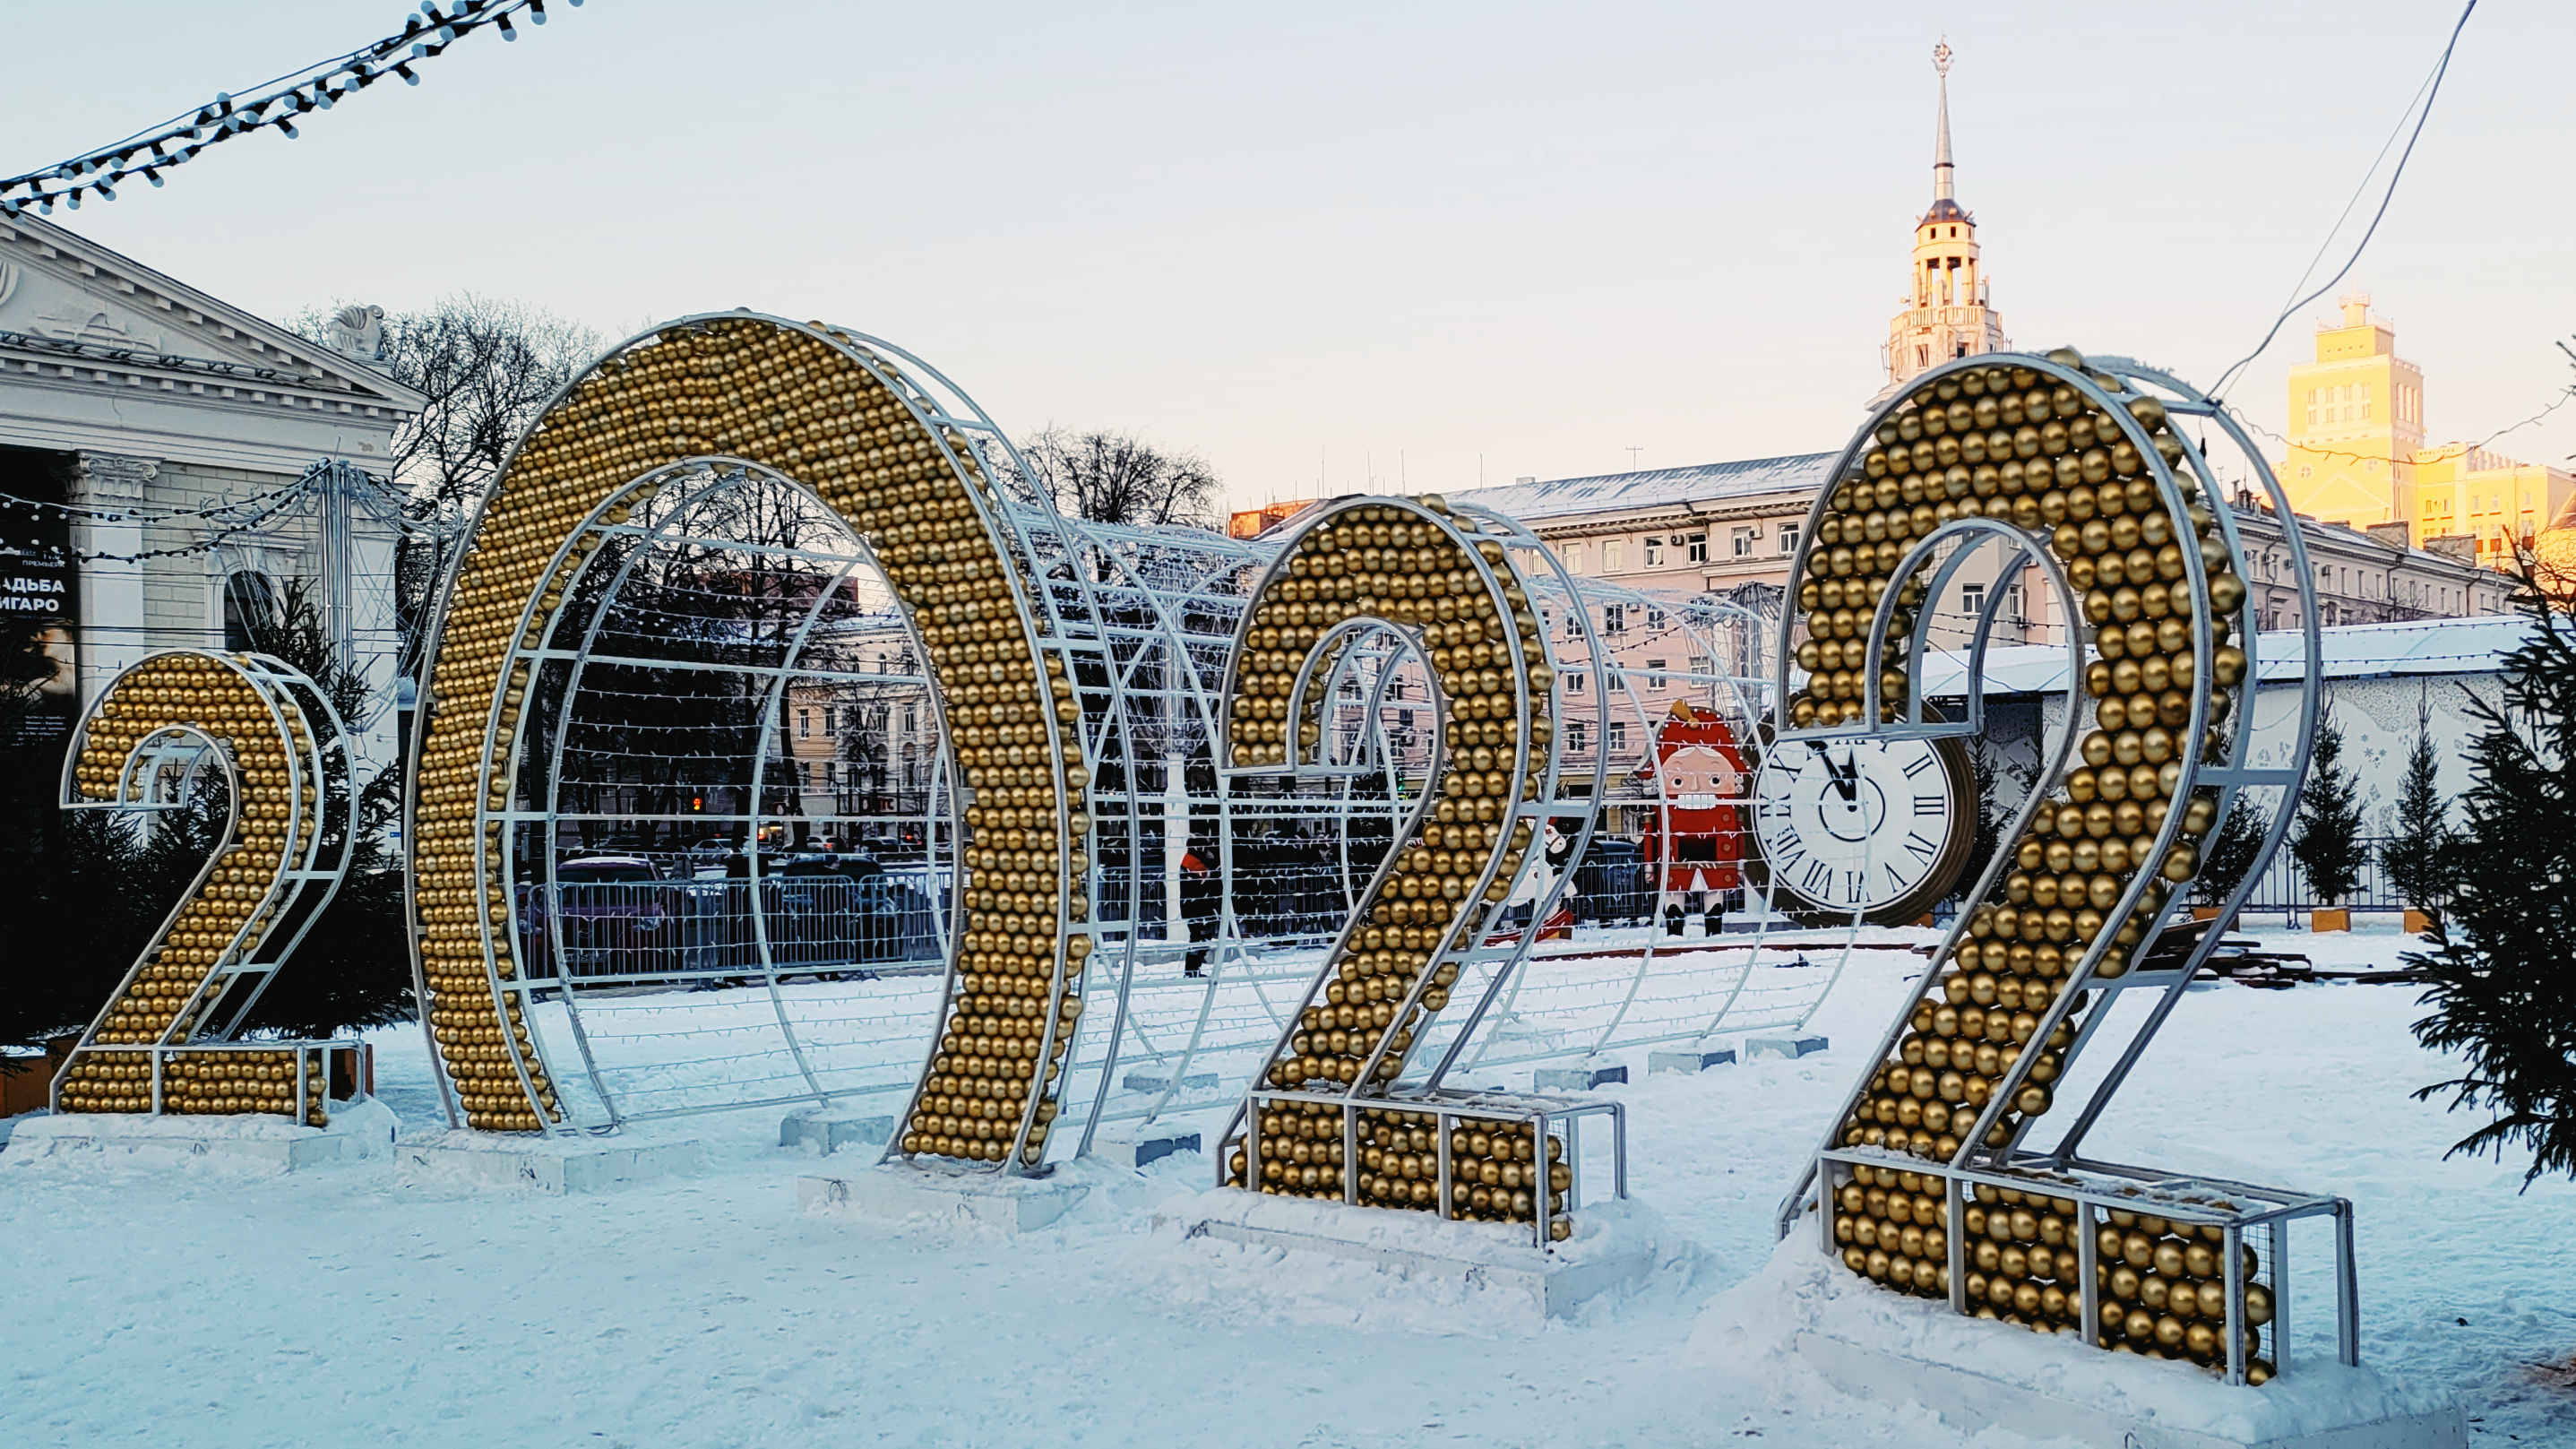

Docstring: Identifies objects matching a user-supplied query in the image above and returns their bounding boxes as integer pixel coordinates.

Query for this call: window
[1604,540,1624,570]
[1732,528,1754,557]
[2299,465,2313,479]
[1603,603,1626,635]
[1567,672,1587,694]
[1607,720,1629,753]
[1565,544,1584,574]
[221,572,278,653]
[1960,582,1986,617]
[1567,721,1589,754]
[1646,659,1668,688]
[1646,607,1667,633]
[1603,664,1624,693]
[901,704,918,736]
[1778,526,1799,555]
[798,709,813,739]
[823,706,839,737]
[1644,537,1666,566]
[797,761,813,788]
[1686,532,1709,564]
[1689,654,1713,677]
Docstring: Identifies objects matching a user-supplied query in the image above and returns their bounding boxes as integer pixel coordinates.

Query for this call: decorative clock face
[1748,736,1973,925]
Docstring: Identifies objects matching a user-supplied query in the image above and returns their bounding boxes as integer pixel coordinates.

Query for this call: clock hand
[1826,753,1859,803]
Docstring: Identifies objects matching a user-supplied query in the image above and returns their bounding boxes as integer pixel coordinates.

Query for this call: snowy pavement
[4,921,2571,1447]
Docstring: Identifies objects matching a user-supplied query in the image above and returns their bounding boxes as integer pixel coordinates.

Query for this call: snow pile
[1697,1230,2458,1444]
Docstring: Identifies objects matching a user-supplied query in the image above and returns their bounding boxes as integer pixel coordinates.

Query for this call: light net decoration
[51,649,358,1122]
[1771,348,2350,1387]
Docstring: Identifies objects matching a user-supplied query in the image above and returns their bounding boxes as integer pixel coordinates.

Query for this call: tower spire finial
[1932,39,1955,204]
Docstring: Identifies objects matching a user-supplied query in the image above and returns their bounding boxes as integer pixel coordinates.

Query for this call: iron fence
[2233,834,2408,915]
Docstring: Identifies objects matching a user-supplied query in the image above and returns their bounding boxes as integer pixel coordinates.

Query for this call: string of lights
[0,0,581,218]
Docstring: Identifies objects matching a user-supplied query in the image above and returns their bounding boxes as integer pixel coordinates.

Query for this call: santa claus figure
[1634,702,1750,935]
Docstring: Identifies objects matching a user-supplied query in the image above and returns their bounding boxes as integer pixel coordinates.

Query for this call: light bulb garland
[0,1,582,219]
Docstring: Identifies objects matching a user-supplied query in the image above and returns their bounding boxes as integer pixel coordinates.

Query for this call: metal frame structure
[398,313,1869,1168]
[1765,350,2334,1384]
[48,648,358,1123]
[1202,493,1630,1239]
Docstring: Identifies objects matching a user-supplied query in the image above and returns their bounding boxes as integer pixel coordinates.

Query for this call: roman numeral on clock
[1914,793,1944,815]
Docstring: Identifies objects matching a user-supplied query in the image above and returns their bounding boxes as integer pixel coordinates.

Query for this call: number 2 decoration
[49,650,357,1121]
[1771,348,2342,1386]
[1210,496,1618,1242]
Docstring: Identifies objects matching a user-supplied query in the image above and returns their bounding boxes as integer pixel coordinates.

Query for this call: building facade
[2279,294,2575,565]
[0,214,423,770]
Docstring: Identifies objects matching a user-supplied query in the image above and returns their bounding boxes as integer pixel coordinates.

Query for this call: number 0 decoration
[50,650,358,1122]
[1770,349,2350,1386]
[406,313,1098,1162]
[1211,496,1622,1244]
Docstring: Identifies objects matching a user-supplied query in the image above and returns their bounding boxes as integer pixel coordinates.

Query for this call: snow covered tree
[2380,694,2453,923]
[2288,717,2366,907]
[2409,565,2576,1184]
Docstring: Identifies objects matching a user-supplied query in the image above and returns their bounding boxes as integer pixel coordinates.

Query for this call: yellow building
[2279,294,2572,565]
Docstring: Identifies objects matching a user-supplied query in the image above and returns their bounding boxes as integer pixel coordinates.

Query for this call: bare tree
[1018,426,1222,530]
[293,296,601,661]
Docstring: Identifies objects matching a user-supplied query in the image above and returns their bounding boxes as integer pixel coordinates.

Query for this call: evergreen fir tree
[2410,567,2576,1185]
[2288,716,2367,907]
[2192,793,2273,910]
[230,580,415,1038]
[2380,693,2453,924]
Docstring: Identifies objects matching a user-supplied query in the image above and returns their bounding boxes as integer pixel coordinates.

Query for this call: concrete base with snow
[777,1106,894,1155]
[1702,1232,2465,1449]
[396,1126,702,1193]
[801,1159,1093,1232]
[1154,1189,1676,1322]
[0,1099,397,1173]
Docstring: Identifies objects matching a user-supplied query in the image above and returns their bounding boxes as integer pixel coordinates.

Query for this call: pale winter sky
[5,2,2570,515]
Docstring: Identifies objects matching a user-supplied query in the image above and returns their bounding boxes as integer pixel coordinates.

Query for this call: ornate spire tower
[1882,40,2010,392]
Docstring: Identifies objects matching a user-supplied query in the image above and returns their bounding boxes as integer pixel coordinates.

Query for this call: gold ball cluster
[1831,349,2245,1163]
[56,1048,331,1126]
[1847,963,2081,1160]
[2084,1203,2273,1376]
[1225,1104,1576,1240]
[1227,499,1555,1100]
[409,317,1094,1147]
[67,653,312,1050]
[1833,1169,2275,1380]
[1790,350,2238,732]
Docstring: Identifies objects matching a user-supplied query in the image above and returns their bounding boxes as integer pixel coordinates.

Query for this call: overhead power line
[2209,0,2478,403]
[0,0,582,219]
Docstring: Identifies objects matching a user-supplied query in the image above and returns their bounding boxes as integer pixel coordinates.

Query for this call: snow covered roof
[1918,614,2535,697]
[1449,453,1837,524]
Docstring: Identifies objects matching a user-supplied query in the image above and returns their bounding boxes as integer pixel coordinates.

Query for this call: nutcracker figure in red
[1634,702,1751,933]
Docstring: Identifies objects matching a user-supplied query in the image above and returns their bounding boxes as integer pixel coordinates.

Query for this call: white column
[65,453,157,707]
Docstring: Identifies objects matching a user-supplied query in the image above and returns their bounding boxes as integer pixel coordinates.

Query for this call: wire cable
[2209,0,2478,404]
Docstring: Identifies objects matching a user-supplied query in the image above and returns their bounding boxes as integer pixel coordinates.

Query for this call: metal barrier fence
[2234,834,2407,915]
[515,874,947,984]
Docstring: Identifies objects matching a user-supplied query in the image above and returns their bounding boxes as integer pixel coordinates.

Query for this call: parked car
[517,856,672,979]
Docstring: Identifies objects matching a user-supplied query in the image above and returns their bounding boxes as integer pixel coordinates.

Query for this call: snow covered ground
[4,920,2571,1447]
